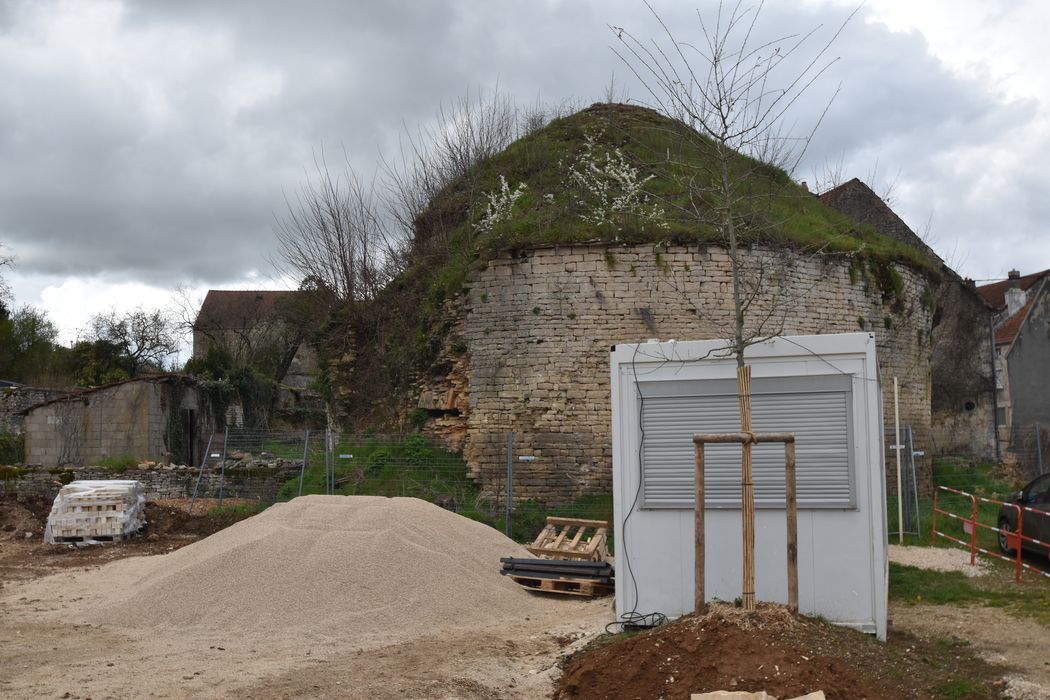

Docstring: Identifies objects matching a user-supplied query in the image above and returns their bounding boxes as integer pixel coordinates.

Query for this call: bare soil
[0,494,257,588]
[556,604,1007,700]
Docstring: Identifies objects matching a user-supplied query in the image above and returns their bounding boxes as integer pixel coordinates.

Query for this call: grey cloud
[0,0,1045,298]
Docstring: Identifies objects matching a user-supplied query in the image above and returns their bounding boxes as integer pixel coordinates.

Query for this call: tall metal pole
[894,377,903,544]
[1036,423,1044,475]
[218,426,229,505]
[990,316,1001,461]
[325,429,331,495]
[298,429,310,497]
[188,434,213,515]
[504,432,514,537]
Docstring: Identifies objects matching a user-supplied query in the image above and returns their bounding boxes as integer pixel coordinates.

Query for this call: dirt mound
[0,495,47,540]
[556,604,1004,700]
[43,495,542,646]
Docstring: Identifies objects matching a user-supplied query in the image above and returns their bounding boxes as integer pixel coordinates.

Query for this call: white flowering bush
[565,131,668,232]
[474,175,527,236]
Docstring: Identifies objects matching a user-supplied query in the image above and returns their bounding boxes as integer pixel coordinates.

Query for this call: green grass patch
[889,457,1022,548]
[889,562,1050,625]
[94,454,140,472]
[276,434,613,544]
[935,678,985,700]
[206,501,270,519]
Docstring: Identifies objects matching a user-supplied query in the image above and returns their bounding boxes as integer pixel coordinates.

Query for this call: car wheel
[998,518,1016,555]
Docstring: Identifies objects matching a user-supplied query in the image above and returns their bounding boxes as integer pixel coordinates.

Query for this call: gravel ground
[0,495,613,698]
[888,544,991,577]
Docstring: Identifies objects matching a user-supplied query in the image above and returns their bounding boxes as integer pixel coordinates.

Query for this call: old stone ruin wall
[4,461,302,503]
[422,243,934,505]
[0,386,68,435]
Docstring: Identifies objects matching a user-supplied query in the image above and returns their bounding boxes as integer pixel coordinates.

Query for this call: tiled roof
[20,374,194,414]
[194,290,296,330]
[994,298,1034,346]
[976,269,1050,310]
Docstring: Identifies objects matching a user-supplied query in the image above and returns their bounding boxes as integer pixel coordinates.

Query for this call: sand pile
[47,496,546,642]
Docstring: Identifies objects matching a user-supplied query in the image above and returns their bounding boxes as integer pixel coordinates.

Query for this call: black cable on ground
[604,611,668,634]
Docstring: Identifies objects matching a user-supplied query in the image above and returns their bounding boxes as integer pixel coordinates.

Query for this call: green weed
[95,454,140,472]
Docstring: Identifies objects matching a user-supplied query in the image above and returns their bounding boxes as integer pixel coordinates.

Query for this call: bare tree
[613,1,854,613]
[614,0,853,363]
[86,307,180,375]
[0,243,14,305]
[382,88,578,252]
[382,88,520,250]
[273,154,401,305]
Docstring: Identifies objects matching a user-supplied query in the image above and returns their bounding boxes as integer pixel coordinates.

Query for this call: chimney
[964,278,976,287]
[1008,269,1020,280]
[800,181,808,192]
[1005,286,1027,317]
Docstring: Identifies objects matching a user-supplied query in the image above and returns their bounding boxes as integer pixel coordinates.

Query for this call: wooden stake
[737,365,755,612]
[785,439,798,614]
[694,441,706,613]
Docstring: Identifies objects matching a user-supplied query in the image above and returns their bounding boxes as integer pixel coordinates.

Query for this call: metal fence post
[218,426,229,505]
[505,432,514,537]
[1036,423,1044,475]
[298,429,310,497]
[908,426,921,537]
[325,429,331,495]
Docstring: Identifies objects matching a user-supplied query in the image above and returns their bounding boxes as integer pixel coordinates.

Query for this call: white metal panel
[611,334,886,639]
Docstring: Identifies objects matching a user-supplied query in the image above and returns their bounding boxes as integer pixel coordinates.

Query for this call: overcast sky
[1,0,1047,348]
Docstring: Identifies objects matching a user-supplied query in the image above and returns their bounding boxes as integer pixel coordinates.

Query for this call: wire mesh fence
[185,422,1047,546]
[185,429,612,543]
[885,425,922,539]
[1000,423,1049,481]
[883,423,1047,548]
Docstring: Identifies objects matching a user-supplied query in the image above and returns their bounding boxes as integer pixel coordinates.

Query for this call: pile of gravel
[888,544,991,577]
[67,496,544,643]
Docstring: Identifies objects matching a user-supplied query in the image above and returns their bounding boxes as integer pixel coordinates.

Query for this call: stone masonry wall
[2,463,301,502]
[0,386,67,434]
[424,243,934,504]
[23,382,199,468]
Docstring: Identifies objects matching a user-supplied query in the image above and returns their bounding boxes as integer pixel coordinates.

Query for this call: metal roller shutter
[639,375,855,509]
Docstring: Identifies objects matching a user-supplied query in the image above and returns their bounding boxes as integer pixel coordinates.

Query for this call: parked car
[998,473,1050,556]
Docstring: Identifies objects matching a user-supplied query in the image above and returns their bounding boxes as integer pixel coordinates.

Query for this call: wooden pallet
[526,517,609,561]
[508,575,613,597]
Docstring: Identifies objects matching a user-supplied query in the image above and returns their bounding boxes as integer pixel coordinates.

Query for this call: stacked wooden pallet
[526,517,609,561]
[500,557,614,597]
[44,480,146,544]
[502,517,614,597]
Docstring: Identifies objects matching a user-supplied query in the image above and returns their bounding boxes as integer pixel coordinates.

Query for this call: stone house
[22,374,208,467]
[818,178,997,459]
[193,290,322,427]
[978,269,1050,441]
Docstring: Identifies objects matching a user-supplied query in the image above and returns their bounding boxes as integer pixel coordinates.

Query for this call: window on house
[638,375,854,509]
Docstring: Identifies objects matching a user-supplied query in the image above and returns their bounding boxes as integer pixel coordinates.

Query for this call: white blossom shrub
[565,131,668,232]
[474,175,527,235]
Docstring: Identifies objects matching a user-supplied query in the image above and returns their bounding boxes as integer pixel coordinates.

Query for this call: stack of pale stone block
[44,480,146,544]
